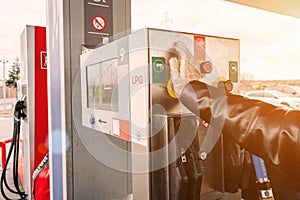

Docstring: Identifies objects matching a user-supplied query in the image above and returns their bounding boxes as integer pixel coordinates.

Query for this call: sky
[0,0,46,61]
[0,0,300,80]
[131,0,300,80]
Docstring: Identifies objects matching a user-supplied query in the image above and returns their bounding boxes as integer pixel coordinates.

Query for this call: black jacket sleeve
[179,80,300,187]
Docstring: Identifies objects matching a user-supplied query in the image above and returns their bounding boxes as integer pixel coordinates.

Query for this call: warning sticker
[112,118,130,141]
[40,51,47,69]
[194,35,206,61]
[92,16,106,31]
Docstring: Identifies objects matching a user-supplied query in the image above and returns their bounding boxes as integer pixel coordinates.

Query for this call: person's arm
[179,80,300,180]
[169,41,300,180]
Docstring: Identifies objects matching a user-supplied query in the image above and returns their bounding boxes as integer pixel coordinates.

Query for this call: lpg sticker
[152,57,166,84]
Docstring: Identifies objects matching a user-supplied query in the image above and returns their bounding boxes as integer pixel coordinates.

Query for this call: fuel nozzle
[14,100,26,120]
[252,154,275,200]
[256,180,274,200]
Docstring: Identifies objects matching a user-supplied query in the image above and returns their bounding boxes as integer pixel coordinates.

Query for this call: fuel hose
[0,100,27,200]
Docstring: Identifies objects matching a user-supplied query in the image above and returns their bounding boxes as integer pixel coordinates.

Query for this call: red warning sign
[92,16,106,31]
[194,35,206,61]
[40,51,47,69]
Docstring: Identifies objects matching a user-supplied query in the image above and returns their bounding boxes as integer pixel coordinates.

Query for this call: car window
[283,86,294,94]
[247,92,264,97]
[270,86,282,92]
[264,92,275,98]
[272,90,288,98]
[290,86,300,93]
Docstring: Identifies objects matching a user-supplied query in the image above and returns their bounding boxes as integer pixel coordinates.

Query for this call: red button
[200,61,212,74]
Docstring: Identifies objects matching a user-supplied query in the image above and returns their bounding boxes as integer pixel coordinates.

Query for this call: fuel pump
[17,25,49,199]
[79,28,241,199]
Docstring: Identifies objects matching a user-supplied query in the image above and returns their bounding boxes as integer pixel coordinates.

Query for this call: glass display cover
[86,59,118,111]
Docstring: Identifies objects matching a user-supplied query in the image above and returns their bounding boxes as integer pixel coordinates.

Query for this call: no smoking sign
[92,16,106,31]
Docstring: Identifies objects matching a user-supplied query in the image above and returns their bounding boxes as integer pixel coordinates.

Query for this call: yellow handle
[167,80,178,99]
[214,76,227,88]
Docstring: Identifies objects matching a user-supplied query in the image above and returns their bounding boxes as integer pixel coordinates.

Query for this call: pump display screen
[86,59,118,111]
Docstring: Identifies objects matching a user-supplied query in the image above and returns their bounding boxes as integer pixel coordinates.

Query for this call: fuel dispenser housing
[18,25,49,199]
[80,28,241,199]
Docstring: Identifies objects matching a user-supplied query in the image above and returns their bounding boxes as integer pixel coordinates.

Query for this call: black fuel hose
[0,100,27,200]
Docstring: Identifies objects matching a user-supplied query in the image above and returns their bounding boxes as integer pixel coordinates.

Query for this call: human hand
[169,57,187,96]
[169,41,202,96]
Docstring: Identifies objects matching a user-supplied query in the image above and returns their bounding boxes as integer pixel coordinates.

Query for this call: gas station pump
[79,28,241,199]
[0,25,48,200]
[17,25,48,199]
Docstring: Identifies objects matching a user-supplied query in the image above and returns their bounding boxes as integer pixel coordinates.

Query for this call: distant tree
[6,57,20,98]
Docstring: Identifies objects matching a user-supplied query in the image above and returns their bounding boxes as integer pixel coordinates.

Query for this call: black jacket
[179,81,300,199]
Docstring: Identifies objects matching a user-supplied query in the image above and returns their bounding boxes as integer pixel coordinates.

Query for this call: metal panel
[113,0,131,36]
[20,25,36,198]
[47,0,132,199]
[46,0,66,199]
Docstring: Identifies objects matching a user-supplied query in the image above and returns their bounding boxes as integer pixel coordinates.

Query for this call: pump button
[224,80,234,92]
[200,61,212,74]
[90,113,96,125]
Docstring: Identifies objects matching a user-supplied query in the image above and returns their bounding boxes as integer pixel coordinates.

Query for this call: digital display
[86,59,118,111]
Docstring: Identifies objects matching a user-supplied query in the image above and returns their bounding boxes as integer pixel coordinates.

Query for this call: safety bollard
[0,138,12,170]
